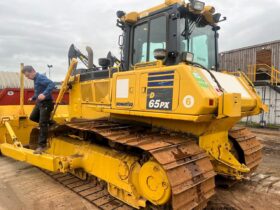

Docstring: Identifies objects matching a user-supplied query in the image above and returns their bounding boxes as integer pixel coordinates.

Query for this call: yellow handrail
[51,58,78,120]
[271,66,280,86]
[246,64,280,86]
[220,64,279,86]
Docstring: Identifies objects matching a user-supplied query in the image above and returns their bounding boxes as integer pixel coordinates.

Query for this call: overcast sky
[0,0,279,81]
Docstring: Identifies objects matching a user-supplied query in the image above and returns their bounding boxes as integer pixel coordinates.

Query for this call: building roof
[0,71,34,89]
[220,39,280,54]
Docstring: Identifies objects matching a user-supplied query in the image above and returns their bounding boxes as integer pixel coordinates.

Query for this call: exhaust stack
[86,46,94,69]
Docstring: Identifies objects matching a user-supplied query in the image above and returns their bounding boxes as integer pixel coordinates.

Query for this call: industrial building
[219,40,280,72]
[219,40,280,126]
[0,71,34,89]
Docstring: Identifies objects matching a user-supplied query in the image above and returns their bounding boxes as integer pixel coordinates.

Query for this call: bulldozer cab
[117,0,221,71]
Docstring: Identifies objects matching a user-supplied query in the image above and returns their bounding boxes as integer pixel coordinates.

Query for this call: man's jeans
[29,100,54,147]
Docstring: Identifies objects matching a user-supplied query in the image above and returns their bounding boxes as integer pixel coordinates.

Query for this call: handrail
[51,59,78,120]
[246,64,280,86]
[271,66,280,86]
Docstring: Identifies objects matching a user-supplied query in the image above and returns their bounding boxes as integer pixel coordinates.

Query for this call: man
[22,66,55,154]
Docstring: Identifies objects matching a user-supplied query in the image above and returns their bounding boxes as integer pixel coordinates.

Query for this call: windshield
[180,18,216,69]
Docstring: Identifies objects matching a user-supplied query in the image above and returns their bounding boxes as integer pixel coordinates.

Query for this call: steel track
[47,119,216,210]
[43,121,262,209]
[41,169,134,210]
[229,127,263,174]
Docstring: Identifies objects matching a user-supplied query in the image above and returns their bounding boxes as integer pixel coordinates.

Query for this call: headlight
[181,52,194,63]
[154,49,167,61]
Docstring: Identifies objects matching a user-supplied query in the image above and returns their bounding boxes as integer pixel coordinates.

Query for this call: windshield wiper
[181,18,189,40]
[181,16,203,52]
[181,15,202,39]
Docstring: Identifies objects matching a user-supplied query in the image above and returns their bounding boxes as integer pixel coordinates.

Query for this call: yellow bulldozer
[0,0,267,209]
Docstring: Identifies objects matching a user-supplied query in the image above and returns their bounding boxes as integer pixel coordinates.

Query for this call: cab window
[149,16,167,61]
[132,16,167,65]
[133,23,148,64]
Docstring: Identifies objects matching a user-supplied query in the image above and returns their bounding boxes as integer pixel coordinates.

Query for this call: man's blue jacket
[31,73,55,102]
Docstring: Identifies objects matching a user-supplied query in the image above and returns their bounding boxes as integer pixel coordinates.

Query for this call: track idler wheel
[139,161,171,206]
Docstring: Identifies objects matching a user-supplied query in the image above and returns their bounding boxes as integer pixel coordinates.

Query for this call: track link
[229,127,263,174]
[52,119,216,210]
[41,170,134,210]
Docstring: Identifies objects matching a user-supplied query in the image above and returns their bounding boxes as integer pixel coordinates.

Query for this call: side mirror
[213,13,221,23]
[98,58,111,69]
[118,34,124,47]
[117,11,126,19]
[154,49,167,61]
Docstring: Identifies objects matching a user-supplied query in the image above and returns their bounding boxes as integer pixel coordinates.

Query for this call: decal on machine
[146,70,174,111]
[146,88,173,110]
[192,72,208,88]
[183,95,195,108]
[116,79,129,98]
[116,102,133,107]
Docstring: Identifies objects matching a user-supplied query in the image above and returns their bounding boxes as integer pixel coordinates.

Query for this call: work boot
[33,146,47,154]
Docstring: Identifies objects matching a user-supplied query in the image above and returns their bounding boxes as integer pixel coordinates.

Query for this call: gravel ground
[208,127,280,210]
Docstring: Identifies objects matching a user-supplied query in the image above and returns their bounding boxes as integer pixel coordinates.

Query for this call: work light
[182,52,194,63]
[154,49,167,60]
[191,0,205,11]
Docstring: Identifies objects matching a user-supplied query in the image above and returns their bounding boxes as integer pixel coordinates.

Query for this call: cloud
[0,0,279,80]
[208,0,280,50]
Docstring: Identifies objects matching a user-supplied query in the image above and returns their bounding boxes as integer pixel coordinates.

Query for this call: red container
[0,88,69,105]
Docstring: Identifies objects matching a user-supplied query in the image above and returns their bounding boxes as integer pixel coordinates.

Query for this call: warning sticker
[192,72,208,88]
